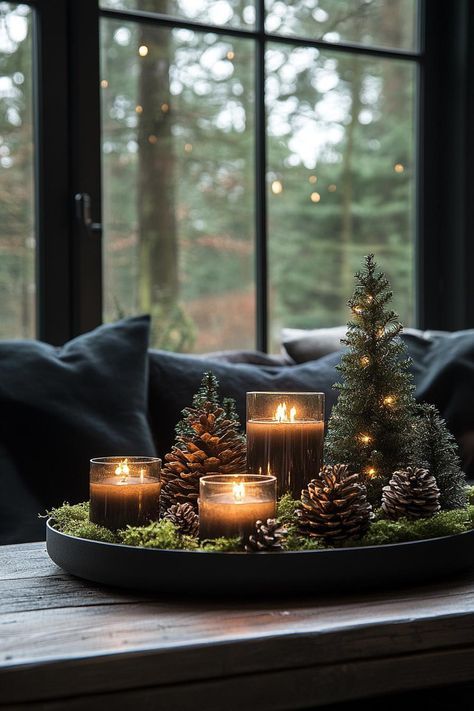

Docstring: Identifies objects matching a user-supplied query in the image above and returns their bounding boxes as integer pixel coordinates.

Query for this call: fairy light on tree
[325,254,418,503]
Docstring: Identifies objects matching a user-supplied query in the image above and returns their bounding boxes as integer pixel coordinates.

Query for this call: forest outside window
[100,0,418,353]
[0,3,35,340]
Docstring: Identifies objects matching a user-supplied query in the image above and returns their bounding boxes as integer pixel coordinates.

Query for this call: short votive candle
[199,474,276,540]
[89,456,161,530]
[246,392,325,498]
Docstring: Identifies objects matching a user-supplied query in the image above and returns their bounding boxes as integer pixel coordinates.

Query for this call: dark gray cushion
[0,316,156,544]
[281,326,347,362]
[281,326,450,364]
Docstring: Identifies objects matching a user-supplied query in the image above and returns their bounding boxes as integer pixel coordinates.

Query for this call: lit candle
[89,456,161,530]
[246,392,325,498]
[199,474,276,540]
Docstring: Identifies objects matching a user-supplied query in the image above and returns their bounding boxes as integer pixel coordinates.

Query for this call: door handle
[75,193,102,235]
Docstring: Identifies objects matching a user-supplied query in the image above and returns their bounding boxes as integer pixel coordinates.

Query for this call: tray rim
[46,518,474,556]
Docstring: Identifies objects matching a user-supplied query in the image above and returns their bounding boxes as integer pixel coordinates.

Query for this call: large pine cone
[297,464,373,543]
[161,408,246,512]
[245,519,287,552]
[163,502,199,537]
[382,467,440,520]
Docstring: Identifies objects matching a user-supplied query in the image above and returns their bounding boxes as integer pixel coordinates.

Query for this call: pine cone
[297,464,373,543]
[163,502,199,537]
[382,467,440,520]
[245,519,287,552]
[161,408,246,512]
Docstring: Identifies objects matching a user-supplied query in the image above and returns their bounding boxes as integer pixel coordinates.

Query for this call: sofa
[1,316,473,545]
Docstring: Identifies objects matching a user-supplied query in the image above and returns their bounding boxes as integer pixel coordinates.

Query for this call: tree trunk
[339,54,362,319]
[137,3,178,320]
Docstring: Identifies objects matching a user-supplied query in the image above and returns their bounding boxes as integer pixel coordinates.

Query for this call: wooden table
[1,542,474,710]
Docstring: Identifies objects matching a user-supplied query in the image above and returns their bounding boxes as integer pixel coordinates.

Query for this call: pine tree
[175,371,221,440]
[160,372,247,512]
[411,403,467,510]
[325,254,417,503]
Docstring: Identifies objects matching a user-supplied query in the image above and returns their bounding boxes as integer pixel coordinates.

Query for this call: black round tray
[46,519,474,595]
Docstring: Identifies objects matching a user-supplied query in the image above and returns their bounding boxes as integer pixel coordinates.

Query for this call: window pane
[266,45,416,350]
[100,0,256,30]
[101,19,255,352]
[265,0,418,52]
[0,3,35,338]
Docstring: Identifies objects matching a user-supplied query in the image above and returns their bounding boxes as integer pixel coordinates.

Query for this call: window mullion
[255,0,268,352]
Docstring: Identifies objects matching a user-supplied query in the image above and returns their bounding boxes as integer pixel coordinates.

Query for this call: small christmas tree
[412,403,467,510]
[160,372,247,512]
[325,255,417,502]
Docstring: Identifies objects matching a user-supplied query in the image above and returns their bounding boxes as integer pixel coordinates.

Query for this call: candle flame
[115,458,130,482]
[233,482,245,502]
[274,402,297,422]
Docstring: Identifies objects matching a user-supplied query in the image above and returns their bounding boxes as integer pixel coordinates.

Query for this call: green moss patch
[46,498,474,552]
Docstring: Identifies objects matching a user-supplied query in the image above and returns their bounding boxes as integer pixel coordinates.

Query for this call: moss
[46,502,119,543]
[119,520,198,549]
[357,508,472,547]
[283,530,329,551]
[199,537,242,552]
[47,501,474,552]
[276,494,300,526]
[45,501,89,527]
[466,485,474,506]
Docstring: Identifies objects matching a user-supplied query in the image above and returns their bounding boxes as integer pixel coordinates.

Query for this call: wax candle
[89,456,161,530]
[246,392,325,498]
[199,474,276,540]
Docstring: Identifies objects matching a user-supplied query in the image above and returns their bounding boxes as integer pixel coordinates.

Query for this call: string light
[394,163,405,173]
[310,191,321,203]
[161,102,169,113]
[148,134,158,144]
[100,79,108,88]
[383,395,395,406]
[184,143,193,153]
[359,434,372,445]
[309,175,317,184]
[226,50,235,60]
[138,45,149,57]
[271,180,283,194]
[365,466,377,478]
[352,305,363,315]
[360,356,370,368]
[377,327,385,337]
[366,295,373,303]
[135,104,143,114]
[328,183,337,192]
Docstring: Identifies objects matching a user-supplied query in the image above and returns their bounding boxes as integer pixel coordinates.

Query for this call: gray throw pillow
[281,326,347,363]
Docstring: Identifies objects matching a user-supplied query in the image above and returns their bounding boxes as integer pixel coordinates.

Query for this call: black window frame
[28,0,474,348]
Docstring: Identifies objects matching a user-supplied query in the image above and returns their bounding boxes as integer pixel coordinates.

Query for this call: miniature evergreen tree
[325,255,417,502]
[412,403,467,510]
[160,372,247,512]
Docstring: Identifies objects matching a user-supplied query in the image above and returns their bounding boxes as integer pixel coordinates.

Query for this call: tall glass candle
[246,392,325,498]
[199,474,276,540]
[89,456,161,530]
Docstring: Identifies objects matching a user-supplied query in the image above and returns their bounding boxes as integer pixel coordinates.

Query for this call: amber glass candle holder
[246,391,325,498]
[199,474,276,540]
[89,456,161,530]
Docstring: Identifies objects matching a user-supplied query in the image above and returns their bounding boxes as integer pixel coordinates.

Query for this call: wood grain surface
[1,542,474,710]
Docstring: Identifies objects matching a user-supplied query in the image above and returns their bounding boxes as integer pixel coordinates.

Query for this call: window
[99,0,417,352]
[0,3,35,339]
[0,2,472,347]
